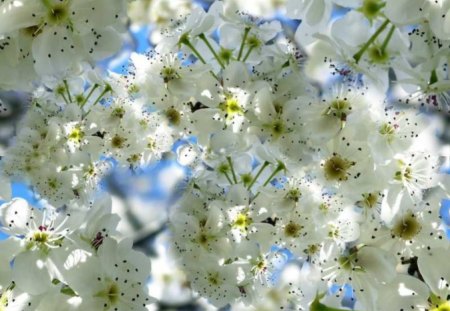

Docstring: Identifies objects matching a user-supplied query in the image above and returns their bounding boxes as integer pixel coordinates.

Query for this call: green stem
[242,46,255,62]
[91,85,111,107]
[226,156,238,184]
[380,24,396,52]
[237,27,251,61]
[182,40,206,64]
[182,39,220,80]
[81,83,99,107]
[247,161,269,190]
[84,84,112,117]
[262,162,284,186]
[60,92,70,105]
[251,192,260,203]
[199,34,225,69]
[223,171,234,185]
[353,19,390,64]
[63,80,72,103]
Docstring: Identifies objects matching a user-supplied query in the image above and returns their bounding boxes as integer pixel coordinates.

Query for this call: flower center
[33,231,49,243]
[233,213,252,231]
[305,243,321,255]
[392,214,422,240]
[47,177,59,189]
[284,222,302,238]
[431,301,450,311]
[269,119,286,137]
[323,99,350,122]
[394,161,413,182]
[379,123,396,143]
[361,192,378,209]
[46,3,70,25]
[161,67,179,83]
[68,127,84,142]
[111,107,126,119]
[96,281,120,306]
[111,135,126,149]
[165,108,181,126]
[207,272,221,286]
[285,188,301,203]
[323,155,354,181]
[91,232,104,250]
[220,97,243,117]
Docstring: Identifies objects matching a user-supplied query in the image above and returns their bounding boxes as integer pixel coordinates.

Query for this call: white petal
[79,26,122,61]
[418,248,450,299]
[0,198,33,235]
[13,251,52,295]
[32,26,83,76]
[0,0,43,34]
[384,0,427,25]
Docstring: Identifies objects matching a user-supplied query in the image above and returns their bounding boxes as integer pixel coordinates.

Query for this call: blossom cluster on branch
[0,0,449,310]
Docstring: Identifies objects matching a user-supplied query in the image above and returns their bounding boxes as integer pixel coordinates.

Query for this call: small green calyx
[217,162,230,174]
[246,35,261,49]
[359,0,385,20]
[368,45,389,64]
[178,32,191,46]
[240,173,253,186]
[219,48,233,63]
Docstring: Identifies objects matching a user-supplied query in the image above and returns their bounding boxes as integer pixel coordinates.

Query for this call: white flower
[320,246,397,310]
[0,0,127,81]
[130,52,210,106]
[0,198,84,294]
[418,248,450,310]
[185,252,240,308]
[374,274,429,311]
[63,238,153,310]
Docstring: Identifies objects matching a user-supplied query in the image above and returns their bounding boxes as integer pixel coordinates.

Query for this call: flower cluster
[2,73,173,206]
[0,0,127,90]
[0,196,153,310]
[0,0,449,310]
